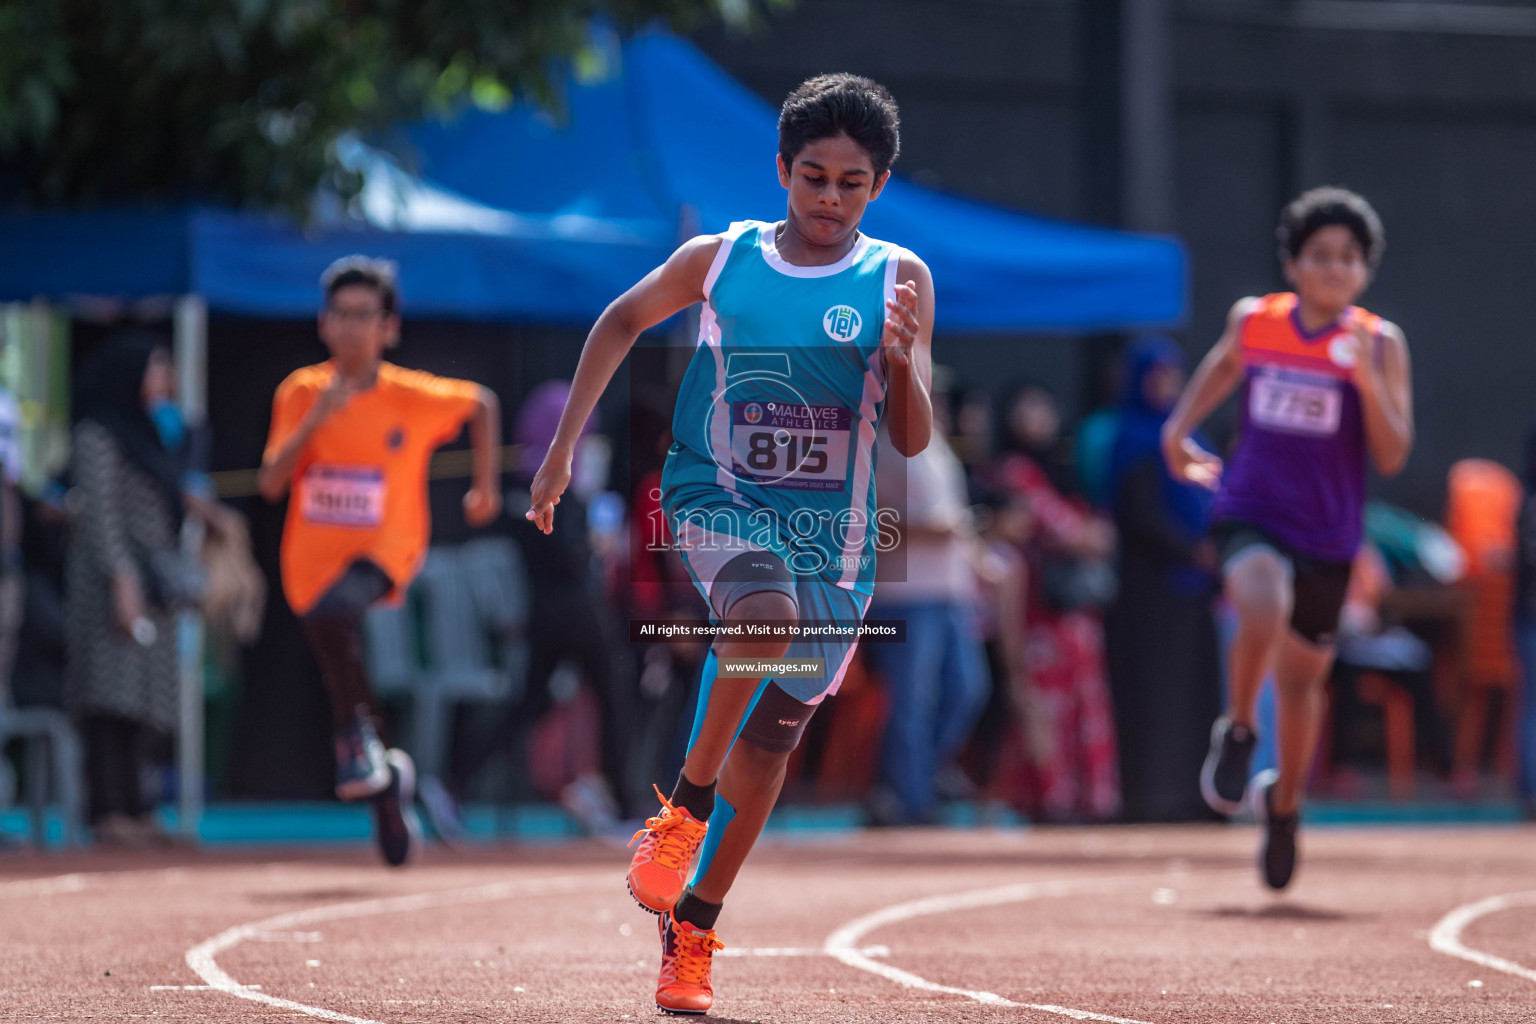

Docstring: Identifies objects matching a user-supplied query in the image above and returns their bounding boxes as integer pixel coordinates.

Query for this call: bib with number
[301,464,386,527]
[1249,369,1342,437]
[730,402,851,491]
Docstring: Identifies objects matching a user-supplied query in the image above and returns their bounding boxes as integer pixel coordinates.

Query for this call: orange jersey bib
[299,463,387,527]
[265,362,480,614]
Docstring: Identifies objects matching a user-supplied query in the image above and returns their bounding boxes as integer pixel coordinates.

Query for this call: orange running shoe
[655,909,725,1015]
[627,784,709,914]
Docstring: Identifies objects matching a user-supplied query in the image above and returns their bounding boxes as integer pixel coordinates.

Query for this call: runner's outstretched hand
[1163,435,1224,491]
[464,485,502,528]
[526,453,569,536]
[315,371,355,420]
[880,280,921,367]
[1344,317,1379,394]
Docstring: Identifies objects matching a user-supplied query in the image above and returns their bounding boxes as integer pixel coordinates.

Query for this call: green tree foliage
[0,0,780,214]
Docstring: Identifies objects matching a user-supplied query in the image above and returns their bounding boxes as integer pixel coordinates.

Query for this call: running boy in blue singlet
[526,74,933,1014]
[1161,188,1414,891]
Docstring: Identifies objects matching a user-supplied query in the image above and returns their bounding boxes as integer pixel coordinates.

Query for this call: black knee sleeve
[712,549,797,621]
[737,682,819,755]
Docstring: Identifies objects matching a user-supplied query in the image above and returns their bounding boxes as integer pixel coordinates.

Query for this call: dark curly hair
[1277,187,1385,269]
[321,254,399,315]
[778,73,901,176]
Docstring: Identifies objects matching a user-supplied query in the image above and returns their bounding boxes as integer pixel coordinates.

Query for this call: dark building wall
[694,0,1536,513]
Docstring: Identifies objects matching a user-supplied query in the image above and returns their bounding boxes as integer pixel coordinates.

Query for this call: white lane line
[825,876,1163,1024]
[0,873,89,897]
[0,865,196,899]
[254,930,325,943]
[185,874,600,1024]
[717,945,890,958]
[1428,890,1536,984]
[151,984,263,991]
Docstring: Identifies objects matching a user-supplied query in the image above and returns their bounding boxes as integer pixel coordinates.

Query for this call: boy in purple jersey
[1160,188,1414,890]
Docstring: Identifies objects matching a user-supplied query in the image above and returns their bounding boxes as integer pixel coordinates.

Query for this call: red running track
[2,824,1533,1023]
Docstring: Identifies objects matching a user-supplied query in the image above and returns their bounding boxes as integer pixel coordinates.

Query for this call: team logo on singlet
[1327,334,1359,369]
[743,402,764,425]
[823,304,862,342]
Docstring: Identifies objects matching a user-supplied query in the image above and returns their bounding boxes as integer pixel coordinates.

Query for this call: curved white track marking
[718,945,890,958]
[825,876,1162,1024]
[1429,890,1536,984]
[0,873,89,897]
[186,874,600,1023]
[0,865,191,899]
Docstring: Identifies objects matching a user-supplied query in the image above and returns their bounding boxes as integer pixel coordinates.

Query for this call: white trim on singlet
[701,223,748,301]
[811,591,875,703]
[698,223,753,496]
[759,222,871,279]
[883,243,903,300]
[835,243,903,590]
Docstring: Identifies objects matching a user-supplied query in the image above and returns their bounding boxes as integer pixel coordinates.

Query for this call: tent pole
[172,294,207,844]
[174,295,207,425]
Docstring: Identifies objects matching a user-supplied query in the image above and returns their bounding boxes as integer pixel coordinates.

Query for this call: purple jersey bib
[1212,293,1382,564]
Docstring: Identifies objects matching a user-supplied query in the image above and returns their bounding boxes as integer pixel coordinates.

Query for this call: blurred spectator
[868,372,990,824]
[1074,351,1127,511]
[999,384,1080,496]
[990,385,1120,821]
[199,511,266,645]
[1329,541,1449,787]
[1103,337,1222,821]
[451,381,637,827]
[0,357,24,810]
[1074,406,1119,512]
[969,489,1032,797]
[626,400,690,620]
[0,366,23,706]
[624,400,710,792]
[1517,431,1536,812]
[949,387,995,496]
[11,490,69,712]
[65,333,189,845]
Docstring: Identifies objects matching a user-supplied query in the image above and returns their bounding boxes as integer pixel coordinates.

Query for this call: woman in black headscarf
[1104,337,1222,822]
[65,331,191,845]
[997,383,1079,497]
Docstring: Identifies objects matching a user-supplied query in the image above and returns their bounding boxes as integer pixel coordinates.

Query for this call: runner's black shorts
[1212,520,1353,647]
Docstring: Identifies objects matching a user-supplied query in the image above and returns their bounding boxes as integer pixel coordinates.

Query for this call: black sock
[673,888,723,930]
[670,770,716,822]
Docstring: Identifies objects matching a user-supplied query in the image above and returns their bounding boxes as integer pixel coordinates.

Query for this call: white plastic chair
[0,703,86,847]
[363,599,419,698]
[409,547,513,777]
[457,536,530,705]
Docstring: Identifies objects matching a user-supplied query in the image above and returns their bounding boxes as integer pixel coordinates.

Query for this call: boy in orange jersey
[259,256,501,866]
[1162,189,1414,890]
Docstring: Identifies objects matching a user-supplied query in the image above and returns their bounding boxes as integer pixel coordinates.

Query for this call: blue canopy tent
[407,29,1186,332]
[0,30,1183,331]
[0,29,1188,829]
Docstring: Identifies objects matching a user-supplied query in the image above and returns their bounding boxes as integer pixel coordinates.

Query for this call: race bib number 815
[301,464,386,527]
[730,402,851,491]
[1250,371,1342,437]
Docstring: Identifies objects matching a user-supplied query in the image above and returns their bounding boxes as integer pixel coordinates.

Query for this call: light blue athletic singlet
[660,220,906,595]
